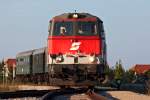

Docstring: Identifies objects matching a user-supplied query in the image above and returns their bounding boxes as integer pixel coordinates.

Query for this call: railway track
[0,86,117,99]
[0,90,50,99]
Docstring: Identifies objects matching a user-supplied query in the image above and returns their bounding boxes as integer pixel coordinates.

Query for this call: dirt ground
[107,91,150,100]
[70,91,150,100]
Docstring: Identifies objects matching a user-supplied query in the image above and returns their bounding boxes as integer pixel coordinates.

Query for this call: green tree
[105,65,114,80]
[124,70,135,83]
[102,64,115,86]
[145,70,150,79]
[0,61,3,82]
[114,60,125,80]
[104,65,115,80]
[0,61,2,70]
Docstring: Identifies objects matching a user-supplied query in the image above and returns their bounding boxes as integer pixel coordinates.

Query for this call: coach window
[36,55,39,64]
[16,59,18,62]
[26,58,29,63]
[25,57,28,63]
[20,58,24,62]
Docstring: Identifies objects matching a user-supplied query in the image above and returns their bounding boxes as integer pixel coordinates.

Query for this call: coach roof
[16,49,34,57]
[33,47,46,55]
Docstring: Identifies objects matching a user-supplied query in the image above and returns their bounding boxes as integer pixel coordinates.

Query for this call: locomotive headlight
[89,54,97,63]
[56,55,64,63]
[73,13,78,18]
[89,56,95,62]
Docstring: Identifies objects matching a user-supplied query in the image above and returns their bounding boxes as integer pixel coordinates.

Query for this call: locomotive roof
[16,49,34,57]
[33,47,46,55]
[53,13,102,21]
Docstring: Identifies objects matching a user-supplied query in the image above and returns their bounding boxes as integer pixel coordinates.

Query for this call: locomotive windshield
[53,22,73,36]
[50,21,98,36]
[77,22,97,36]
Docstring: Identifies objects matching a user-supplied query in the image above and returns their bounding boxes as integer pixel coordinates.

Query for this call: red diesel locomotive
[47,13,107,86]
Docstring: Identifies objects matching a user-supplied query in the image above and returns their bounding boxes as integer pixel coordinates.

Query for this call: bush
[146,80,150,95]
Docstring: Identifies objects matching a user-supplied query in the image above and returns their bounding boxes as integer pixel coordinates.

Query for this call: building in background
[4,58,16,82]
[131,64,150,83]
[132,64,150,75]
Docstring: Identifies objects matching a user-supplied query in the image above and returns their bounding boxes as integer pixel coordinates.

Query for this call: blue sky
[0,0,150,69]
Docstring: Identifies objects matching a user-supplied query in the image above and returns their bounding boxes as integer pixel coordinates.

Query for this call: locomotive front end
[47,13,106,86]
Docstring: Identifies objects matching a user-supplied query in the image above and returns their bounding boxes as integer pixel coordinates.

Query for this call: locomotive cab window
[48,21,52,36]
[98,21,105,38]
[53,22,73,36]
[77,22,97,36]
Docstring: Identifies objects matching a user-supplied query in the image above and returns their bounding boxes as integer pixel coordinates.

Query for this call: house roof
[132,64,150,74]
[6,59,16,68]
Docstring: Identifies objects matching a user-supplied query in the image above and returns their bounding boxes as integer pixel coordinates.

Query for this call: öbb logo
[70,42,81,50]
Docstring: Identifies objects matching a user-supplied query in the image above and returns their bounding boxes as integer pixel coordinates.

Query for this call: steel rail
[0,86,117,99]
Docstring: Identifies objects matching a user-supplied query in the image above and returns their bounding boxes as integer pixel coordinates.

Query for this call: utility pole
[2,59,9,86]
[2,69,4,85]
[2,60,5,86]
[12,64,16,84]
[4,64,9,85]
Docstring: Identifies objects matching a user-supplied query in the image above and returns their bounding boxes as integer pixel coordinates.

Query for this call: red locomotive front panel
[48,36,101,55]
[47,13,106,65]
